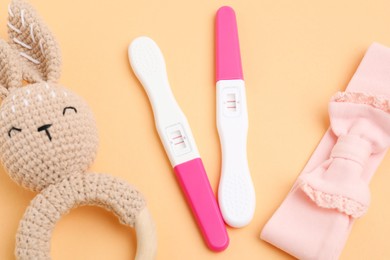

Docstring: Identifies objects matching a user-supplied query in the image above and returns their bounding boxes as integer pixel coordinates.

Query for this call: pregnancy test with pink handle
[128,36,229,251]
[216,6,255,228]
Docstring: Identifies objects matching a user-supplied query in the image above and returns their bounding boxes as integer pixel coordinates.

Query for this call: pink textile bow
[299,91,390,218]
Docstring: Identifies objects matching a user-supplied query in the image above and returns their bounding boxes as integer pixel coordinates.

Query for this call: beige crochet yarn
[0,1,157,259]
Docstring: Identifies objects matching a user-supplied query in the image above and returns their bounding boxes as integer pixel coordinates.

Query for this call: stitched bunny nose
[37,124,53,141]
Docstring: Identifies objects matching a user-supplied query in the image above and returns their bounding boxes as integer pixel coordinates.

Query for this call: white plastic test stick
[216,6,256,228]
[128,37,229,251]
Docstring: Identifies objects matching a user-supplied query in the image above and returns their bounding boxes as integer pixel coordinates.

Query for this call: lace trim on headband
[332,91,390,112]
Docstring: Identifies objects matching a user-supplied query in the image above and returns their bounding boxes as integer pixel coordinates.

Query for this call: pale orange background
[0,0,390,259]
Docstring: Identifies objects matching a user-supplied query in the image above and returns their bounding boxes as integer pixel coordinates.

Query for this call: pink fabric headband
[261,42,390,259]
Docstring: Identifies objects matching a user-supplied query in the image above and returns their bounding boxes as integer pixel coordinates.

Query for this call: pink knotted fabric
[261,43,390,260]
[300,92,390,218]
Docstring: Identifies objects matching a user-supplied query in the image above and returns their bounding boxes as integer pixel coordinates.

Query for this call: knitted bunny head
[0,2,157,259]
[0,0,98,192]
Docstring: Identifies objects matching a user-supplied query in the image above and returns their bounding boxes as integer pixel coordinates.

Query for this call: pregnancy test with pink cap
[216,6,256,228]
[128,36,229,251]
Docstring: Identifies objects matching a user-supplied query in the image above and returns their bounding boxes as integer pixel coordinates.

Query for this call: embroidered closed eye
[8,127,22,138]
[63,106,77,115]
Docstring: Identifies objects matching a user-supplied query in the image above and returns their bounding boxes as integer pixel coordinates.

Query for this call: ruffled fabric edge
[300,182,368,218]
[332,91,390,113]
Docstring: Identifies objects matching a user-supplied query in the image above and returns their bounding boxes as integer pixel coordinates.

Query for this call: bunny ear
[0,40,23,98]
[7,0,61,83]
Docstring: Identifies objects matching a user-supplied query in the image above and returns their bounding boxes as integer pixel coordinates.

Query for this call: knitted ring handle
[15,173,157,260]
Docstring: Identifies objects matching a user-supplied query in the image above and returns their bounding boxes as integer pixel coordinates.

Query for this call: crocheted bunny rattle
[0,0,157,259]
